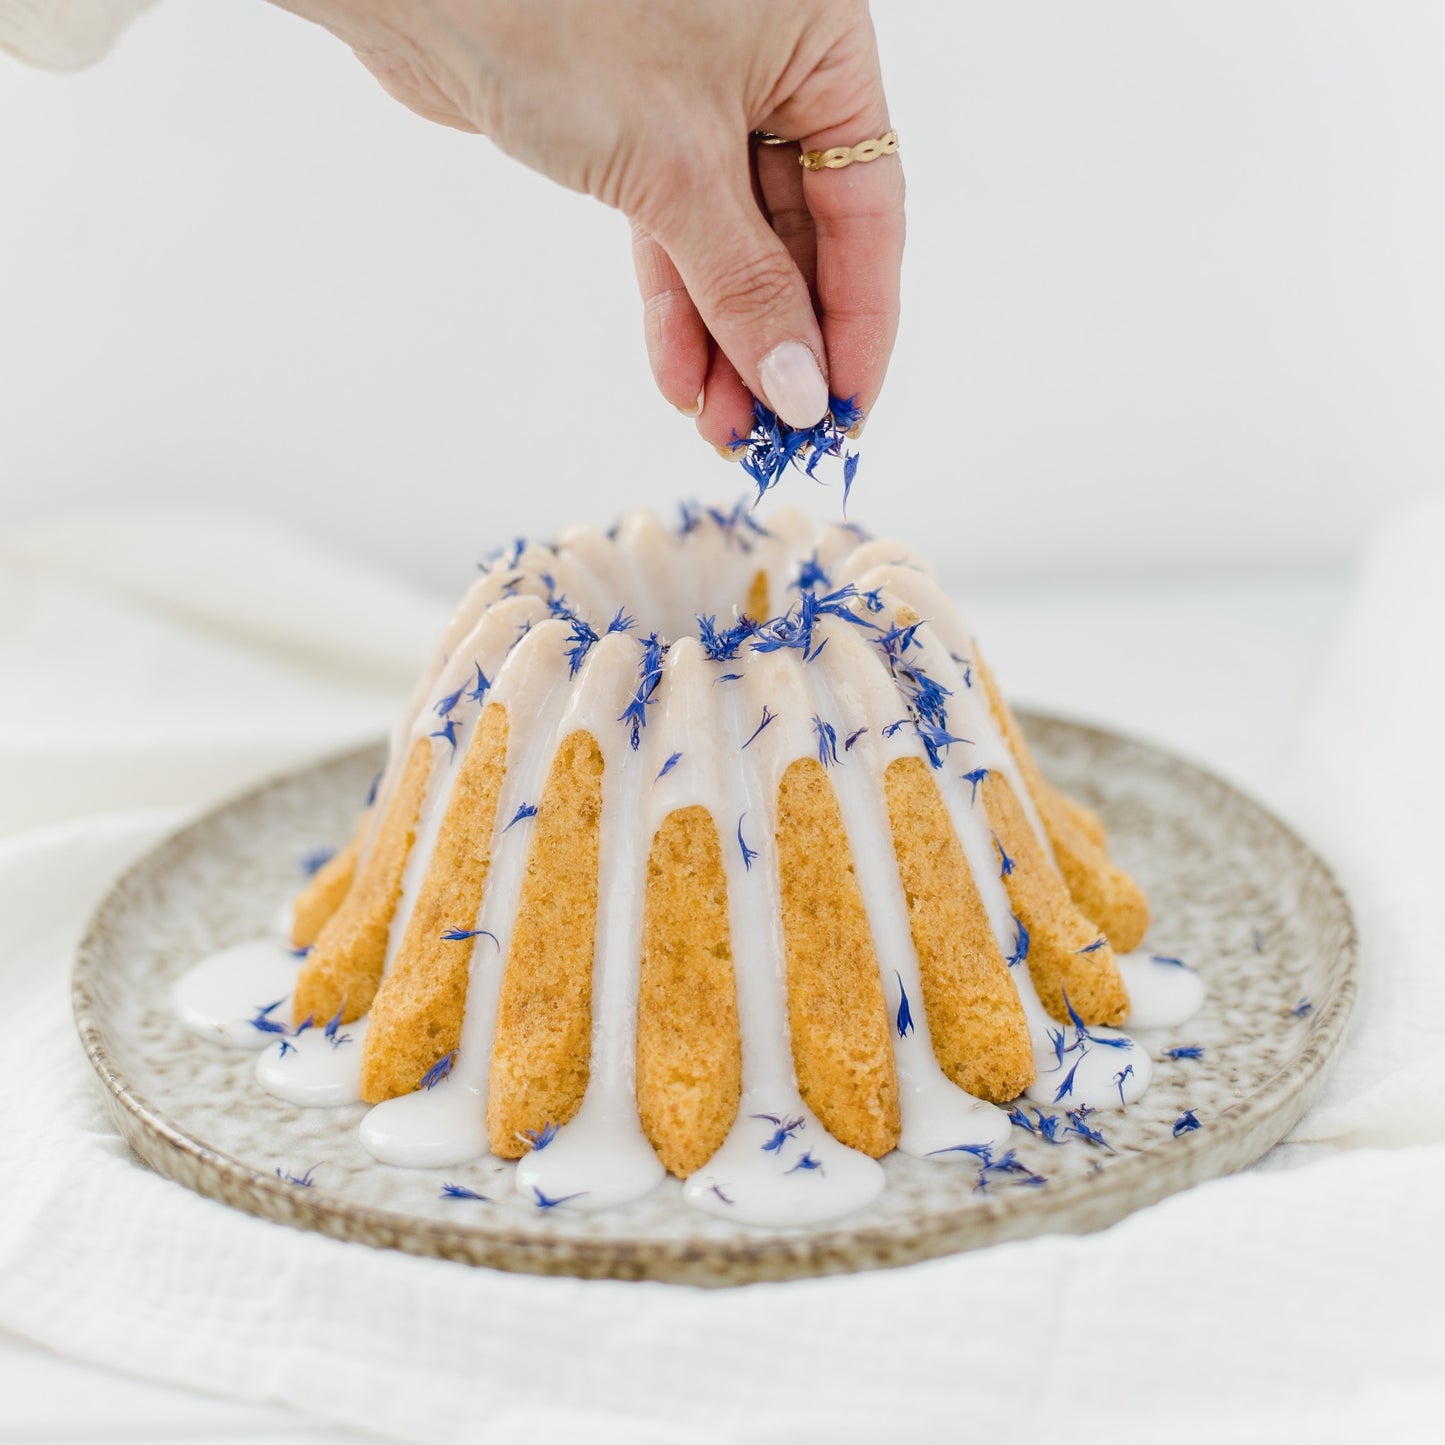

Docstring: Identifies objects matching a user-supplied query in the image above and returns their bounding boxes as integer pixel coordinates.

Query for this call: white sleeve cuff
[0,0,157,71]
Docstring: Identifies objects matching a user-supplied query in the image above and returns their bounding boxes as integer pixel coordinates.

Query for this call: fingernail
[758,341,827,428]
[714,444,738,462]
[676,388,704,418]
[847,417,866,440]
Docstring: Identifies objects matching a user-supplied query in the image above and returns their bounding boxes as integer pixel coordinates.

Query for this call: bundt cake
[175,502,1202,1225]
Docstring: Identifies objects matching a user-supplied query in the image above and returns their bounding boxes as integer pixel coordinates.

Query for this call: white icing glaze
[255,1016,369,1107]
[270,898,295,939]
[804,618,1013,1162]
[1025,1027,1153,1111]
[175,505,1203,1224]
[171,939,301,1050]
[1119,952,1207,1030]
[361,1075,489,1168]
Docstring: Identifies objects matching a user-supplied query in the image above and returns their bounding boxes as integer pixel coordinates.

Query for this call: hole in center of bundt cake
[594,559,773,647]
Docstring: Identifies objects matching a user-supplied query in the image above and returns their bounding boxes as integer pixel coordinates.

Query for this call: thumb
[652,174,830,430]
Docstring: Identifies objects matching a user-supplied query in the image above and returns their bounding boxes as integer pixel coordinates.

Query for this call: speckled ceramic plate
[73,714,1355,1285]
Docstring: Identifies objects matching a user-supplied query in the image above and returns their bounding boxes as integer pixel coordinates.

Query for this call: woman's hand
[272,0,903,450]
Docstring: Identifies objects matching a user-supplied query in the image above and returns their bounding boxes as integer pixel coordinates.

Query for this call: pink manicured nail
[758,342,827,428]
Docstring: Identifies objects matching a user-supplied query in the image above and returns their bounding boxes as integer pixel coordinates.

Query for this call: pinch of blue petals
[656,752,682,781]
[1164,1045,1204,1060]
[1291,998,1314,1018]
[724,392,864,510]
[962,767,989,804]
[1173,1110,1202,1137]
[275,1165,319,1187]
[504,802,538,831]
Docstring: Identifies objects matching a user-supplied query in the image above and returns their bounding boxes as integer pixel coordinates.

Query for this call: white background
[3,1,1443,593]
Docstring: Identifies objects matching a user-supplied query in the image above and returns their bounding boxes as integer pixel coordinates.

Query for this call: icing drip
[1025,1027,1154,1111]
[681,647,885,1225]
[171,939,301,1050]
[360,1073,488,1168]
[1118,952,1207,1030]
[255,1016,369,1107]
[511,631,667,1212]
[803,619,1012,1162]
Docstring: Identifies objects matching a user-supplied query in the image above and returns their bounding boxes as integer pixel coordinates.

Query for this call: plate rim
[72,711,1358,1285]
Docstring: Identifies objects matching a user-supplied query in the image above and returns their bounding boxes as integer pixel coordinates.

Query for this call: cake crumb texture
[487,729,603,1158]
[884,756,1035,1102]
[977,654,1149,952]
[293,736,432,1027]
[982,770,1131,1026]
[776,757,900,1157]
[636,805,742,1177]
[290,824,361,949]
[360,703,510,1103]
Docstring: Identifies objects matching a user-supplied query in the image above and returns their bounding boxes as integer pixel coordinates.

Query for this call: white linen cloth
[0,502,1441,1443]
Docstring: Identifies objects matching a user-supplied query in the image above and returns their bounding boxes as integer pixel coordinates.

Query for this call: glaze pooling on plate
[75,722,1355,1284]
[172,506,1201,1227]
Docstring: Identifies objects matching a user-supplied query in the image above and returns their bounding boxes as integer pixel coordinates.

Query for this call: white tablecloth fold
[0,504,1440,1443]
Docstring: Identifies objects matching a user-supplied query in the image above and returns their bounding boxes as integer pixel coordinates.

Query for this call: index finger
[800,113,905,423]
